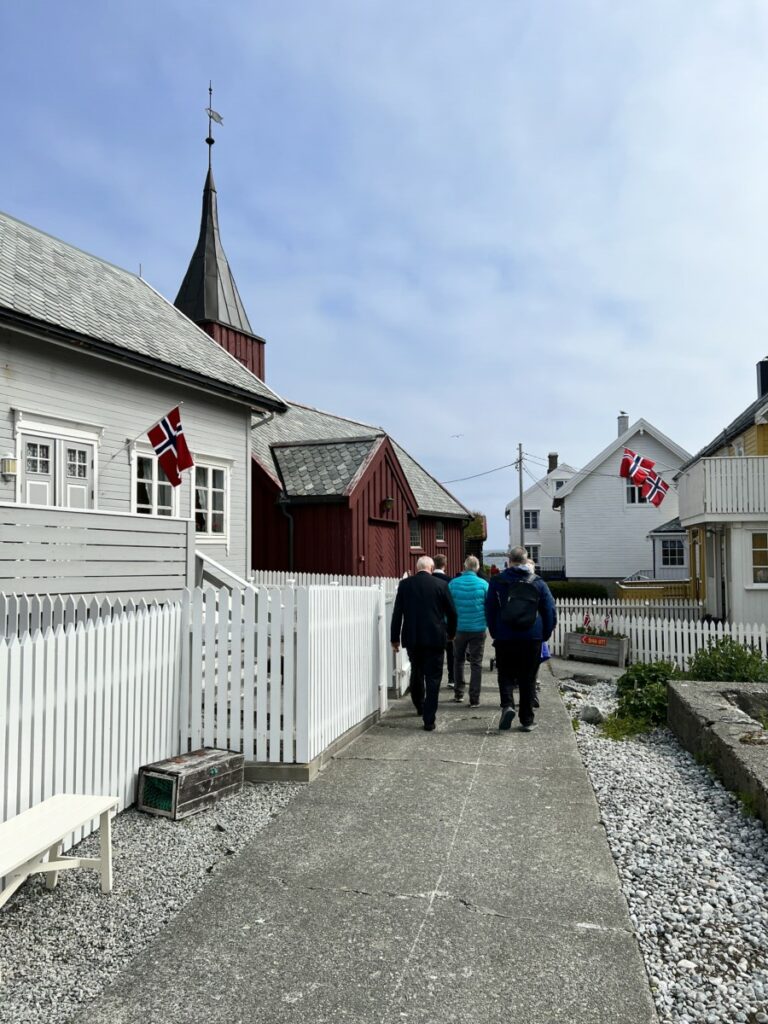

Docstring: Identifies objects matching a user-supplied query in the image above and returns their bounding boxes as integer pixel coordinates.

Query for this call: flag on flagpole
[640,472,670,507]
[148,407,194,487]
[620,448,656,486]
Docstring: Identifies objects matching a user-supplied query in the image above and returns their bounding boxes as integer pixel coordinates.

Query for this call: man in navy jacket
[391,556,458,731]
[485,546,556,732]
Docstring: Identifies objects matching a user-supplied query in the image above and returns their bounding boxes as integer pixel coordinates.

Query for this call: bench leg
[45,842,62,890]
[99,809,113,894]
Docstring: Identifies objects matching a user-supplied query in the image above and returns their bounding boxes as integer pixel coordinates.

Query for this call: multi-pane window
[752,533,768,584]
[435,520,445,542]
[26,442,50,474]
[409,518,422,548]
[527,545,541,564]
[67,448,88,478]
[136,456,174,516]
[524,510,540,530]
[195,465,226,535]
[555,480,564,490]
[626,482,647,504]
[661,539,685,567]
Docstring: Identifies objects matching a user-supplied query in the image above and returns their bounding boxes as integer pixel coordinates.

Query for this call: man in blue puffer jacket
[448,556,489,705]
[485,546,556,732]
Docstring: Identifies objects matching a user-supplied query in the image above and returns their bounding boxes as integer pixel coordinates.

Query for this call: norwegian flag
[583,613,591,628]
[620,448,656,485]
[147,407,194,487]
[641,472,670,507]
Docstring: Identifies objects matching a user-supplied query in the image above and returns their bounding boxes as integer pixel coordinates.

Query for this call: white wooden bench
[0,794,119,910]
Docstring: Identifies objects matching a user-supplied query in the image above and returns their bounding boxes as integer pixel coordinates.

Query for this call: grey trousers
[453,631,486,699]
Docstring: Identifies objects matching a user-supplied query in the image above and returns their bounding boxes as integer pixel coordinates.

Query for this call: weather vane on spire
[205,81,224,169]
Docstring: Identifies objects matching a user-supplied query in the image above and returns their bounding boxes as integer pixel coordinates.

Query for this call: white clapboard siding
[551,609,768,670]
[0,601,182,851]
[0,502,195,599]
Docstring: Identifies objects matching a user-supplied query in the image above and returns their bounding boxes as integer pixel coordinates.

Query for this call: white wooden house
[0,209,286,597]
[504,453,575,572]
[553,414,691,589]
[676,360,768,622]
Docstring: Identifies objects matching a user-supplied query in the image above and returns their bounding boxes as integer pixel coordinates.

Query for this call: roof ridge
[286,399,386,434]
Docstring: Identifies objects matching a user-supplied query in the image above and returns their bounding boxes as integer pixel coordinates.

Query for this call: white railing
[0,502,195,598]
[540,556,565,572]
[678,456,768,522]
[623,568,689,582]
[1,601,182,852]
[551,608,768,670]
[555,597,702,622]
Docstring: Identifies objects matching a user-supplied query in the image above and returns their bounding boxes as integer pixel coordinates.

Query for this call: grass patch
[599,712,650,740]
[737,790,760,818]
[571,717,580,731]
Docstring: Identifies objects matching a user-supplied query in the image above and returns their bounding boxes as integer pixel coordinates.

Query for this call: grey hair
[464,555,479,571]
[508,546,528,565]
[416,555,435,572]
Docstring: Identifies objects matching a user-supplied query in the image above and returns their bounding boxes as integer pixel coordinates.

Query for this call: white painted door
[20,435,95,508]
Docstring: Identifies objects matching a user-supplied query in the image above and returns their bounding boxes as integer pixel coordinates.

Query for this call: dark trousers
[444,640,454,684]
[407,646,444,726]
[494,639,542,727]
[453,631,486,699]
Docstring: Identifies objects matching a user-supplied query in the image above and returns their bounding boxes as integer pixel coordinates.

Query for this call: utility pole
[518,442,525,549]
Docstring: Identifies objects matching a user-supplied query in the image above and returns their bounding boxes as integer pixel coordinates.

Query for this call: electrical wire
[441,461,517,484]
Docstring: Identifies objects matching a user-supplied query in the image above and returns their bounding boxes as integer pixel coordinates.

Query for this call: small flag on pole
[641,472,670,507]
[205,107,224,125]
[148,407,194,487]
[620,448,655,486]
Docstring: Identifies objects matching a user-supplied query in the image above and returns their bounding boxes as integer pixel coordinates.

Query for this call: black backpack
[498,576,540,630]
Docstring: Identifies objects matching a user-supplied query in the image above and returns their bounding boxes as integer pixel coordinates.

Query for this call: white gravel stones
[0,781,301,1024]
[561,676,768,1024]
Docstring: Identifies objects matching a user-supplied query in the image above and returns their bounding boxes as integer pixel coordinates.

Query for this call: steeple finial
[205,81,224,172]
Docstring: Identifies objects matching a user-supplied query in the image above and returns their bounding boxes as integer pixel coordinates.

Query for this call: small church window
[435,520,445,542]
[409,518,422,548]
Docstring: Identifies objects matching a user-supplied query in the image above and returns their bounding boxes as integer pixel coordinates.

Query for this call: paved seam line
[380,713,497,1021]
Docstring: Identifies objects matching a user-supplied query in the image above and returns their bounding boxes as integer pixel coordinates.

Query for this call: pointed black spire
[174,164,253,333]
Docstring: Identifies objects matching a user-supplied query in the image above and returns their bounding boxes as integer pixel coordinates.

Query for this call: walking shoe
[453,694,464,703]
[520,721,537,732]
[469,698,479,707]
[423,722,436,731]
[499,706,516,731]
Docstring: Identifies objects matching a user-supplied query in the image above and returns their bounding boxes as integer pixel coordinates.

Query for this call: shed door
[370,523,398,577]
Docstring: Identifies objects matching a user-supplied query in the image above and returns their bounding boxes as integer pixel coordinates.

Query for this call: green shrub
[548,581,609,600]
[686,637,768,683]
[616,661,677,697]
[617,681,668,726]
[600,713,650,740]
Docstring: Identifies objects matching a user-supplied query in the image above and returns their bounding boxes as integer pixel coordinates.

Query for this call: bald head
[416,555,435,573]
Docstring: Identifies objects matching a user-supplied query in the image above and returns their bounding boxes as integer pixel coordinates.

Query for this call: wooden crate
[564,632,629,668]
[137,748,244,820]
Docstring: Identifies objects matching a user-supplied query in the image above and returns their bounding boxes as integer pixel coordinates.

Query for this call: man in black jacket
[391,555,458,731]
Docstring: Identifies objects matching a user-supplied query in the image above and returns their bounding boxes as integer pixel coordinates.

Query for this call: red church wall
[409,517,465,576]
[349,446,413,578]
[251,463,289,570]
[202,322,265,381]
[291,504,353,574]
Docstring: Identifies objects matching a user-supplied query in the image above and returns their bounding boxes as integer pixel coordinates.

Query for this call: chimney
[547,452,559,474]
[617,411,629,436]
[758,357,768,399]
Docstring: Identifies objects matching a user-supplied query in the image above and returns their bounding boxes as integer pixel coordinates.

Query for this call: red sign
[581,635,608,647]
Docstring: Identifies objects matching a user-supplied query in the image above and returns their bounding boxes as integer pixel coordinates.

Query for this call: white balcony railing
[678,457,768,524]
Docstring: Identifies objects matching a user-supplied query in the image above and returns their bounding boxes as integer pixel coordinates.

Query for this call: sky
[3,1,768,547]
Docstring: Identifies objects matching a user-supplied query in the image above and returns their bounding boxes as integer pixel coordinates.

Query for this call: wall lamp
[1,455,18,478]
[381,496,394,512]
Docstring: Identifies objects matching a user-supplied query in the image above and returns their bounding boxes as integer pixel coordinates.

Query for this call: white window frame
[527,544,541,564]
[193,456,231,544]
[409,518,422,549]
[524,509,540,530]
[13,408,103,507]
[625,481,648,506]
[130,444,181,518]
[435,520,445,543]
[748,530,768,588]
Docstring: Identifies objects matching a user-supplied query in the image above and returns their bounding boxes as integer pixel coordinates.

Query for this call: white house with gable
[505,453,576,572]
[554,414,691,589]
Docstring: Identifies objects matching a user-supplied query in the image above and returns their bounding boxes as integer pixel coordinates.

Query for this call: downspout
[278,495,294,571]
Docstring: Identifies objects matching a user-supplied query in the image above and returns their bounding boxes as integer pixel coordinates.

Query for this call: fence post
[377,583,388,714]
[295,587,310,763]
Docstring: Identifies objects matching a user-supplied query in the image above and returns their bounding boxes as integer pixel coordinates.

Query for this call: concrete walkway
[71,663,658,1024]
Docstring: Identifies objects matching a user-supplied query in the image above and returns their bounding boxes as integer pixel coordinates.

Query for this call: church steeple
[175,85,266,380]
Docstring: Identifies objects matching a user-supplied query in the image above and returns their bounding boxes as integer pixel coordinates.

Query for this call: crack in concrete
[302,883,514,920]
[337,754,511,768]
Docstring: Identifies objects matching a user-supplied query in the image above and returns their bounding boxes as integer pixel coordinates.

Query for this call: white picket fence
[0,592,143,640]
[183,585,386,764]
[1,600,182,854]
[251,570,401,600]
[551,608,768,670]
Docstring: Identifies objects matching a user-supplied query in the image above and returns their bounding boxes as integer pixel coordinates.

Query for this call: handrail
[195,551,256,592]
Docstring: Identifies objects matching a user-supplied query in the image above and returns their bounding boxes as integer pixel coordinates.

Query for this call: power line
[441,461,517,484]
